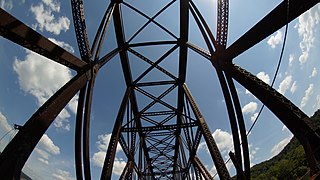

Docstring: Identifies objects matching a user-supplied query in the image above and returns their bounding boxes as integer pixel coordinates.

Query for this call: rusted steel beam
[216,69,243,177]
[101,87,131,179]
[229,151,246,180]
[183,84,230,180]
[225,0,320,60]
[226,64,320,175]
[225,74,251,179]
[225,75,250,179]
[193,156,214,180]
[122,122,197,132]
[217,0,229,47]
[71,0,92,61]
[0,8,86,71]
[173,0,189,174]
[0,65,93,178]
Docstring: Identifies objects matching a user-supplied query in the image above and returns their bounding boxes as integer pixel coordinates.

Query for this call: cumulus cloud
[313,94,320,110]
[52,169,74,180]
[250,112,258,123]
[295,5,320,64]
[48,38,74,53]
[13,40,78,130]
[38,158,49,165]
[96,133,122,153]
[267,31,283,48]
[35,148,50,160]
[290,81,297,94]
[199,129,234,159]
[242,102,258,114]
[256,72,270,85]
[300,84,314,108]
[309,67,317,78]
[0,0,13,11]
[92,153,126,175]
[35,134,60,165]
[277,75,292,95]
[92,133,125,175]
[270,135,293,157]
[288,54,294,67]
[39,134,60,155]
[0,111,12,132]
[30,0,70,35]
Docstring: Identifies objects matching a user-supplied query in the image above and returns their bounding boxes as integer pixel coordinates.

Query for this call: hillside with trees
[249,110,320,179]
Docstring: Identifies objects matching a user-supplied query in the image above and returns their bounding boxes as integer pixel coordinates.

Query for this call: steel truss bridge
[0,0,320,179]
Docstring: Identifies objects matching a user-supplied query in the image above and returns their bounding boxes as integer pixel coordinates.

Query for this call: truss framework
[0,0,320,179]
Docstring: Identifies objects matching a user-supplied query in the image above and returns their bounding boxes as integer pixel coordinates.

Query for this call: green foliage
[243,110,320,179]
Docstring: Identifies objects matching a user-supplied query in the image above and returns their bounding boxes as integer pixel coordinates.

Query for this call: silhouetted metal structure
[0,0,320,179]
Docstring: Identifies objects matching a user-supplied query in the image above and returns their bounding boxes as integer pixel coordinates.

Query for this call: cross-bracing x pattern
[0,0,320,179]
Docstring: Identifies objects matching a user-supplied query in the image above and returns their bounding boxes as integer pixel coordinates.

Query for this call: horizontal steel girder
[122,122,197,132]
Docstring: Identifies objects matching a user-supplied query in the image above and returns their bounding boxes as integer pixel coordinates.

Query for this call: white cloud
[309,67,317,78]
[35,148,50,160]
[288,54,294,67]
[0,0,13,11]
[277,75,292,95]
[92,133,123,171]
[290,81,297,94]
[257,72,270,85]
[267,31,283,48]
[48,38,74,53]
[92,151,106,168]
[300,84,314,108]
[250,146,260,166]
[39,134,60,155]
[270,135,293,157]
[250,112,258,123]
[92,152,126,175]
[282,125,289,132]
[52,169,74,180]
[13,42,78,130]
[242,102,258,114]
[30,0,70,35]
[198,129,233,159]
[38,158,49,165]
[96,133,122,153]
[295,5,320,64]
[113,158,127,175]
[314,94,320,110]
[212,129,233,154]
[0,111,12,132]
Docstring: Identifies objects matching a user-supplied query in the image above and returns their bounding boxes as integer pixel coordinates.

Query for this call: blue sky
[0,0,319,179]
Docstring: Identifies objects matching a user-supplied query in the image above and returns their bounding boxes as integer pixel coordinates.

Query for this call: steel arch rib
[75,86,87,180]
[0,8,86,71]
